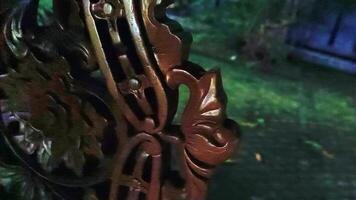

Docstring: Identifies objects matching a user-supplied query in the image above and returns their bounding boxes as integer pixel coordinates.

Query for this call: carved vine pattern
[0,0,240,200]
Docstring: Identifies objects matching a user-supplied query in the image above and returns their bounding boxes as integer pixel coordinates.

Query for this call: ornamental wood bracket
[0,0,240,200]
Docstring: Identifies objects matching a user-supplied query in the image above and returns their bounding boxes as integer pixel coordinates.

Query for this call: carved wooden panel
[0,0,239,199]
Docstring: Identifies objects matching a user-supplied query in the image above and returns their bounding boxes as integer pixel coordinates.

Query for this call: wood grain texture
[0,0,239,199]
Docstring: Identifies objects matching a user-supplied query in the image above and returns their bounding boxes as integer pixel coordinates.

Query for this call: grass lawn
[170,3,356,197]
[187,53,356,199]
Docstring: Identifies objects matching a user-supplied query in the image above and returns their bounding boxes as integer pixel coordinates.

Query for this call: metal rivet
[128,78,141,90]
[103,3,114,15]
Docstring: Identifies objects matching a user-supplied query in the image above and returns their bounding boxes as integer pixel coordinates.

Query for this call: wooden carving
[0,0,239,200]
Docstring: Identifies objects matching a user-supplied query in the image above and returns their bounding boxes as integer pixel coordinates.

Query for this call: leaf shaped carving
[140,0,192,74]
[167,67,239,200]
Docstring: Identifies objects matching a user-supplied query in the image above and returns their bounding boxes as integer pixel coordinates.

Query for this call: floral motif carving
[0,0,239,200]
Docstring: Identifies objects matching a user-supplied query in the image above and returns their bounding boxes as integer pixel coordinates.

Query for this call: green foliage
[38,0,53,26]
[1,0,53,26]
[190,53,356,131]
[182,0,307,35]
[332,0,356,7]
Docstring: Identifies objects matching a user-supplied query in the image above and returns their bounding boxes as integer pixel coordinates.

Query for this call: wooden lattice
[0,0,239,199]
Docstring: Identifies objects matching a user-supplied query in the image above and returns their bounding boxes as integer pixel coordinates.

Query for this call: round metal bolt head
[128,78,141,90]
[103,3,114,15]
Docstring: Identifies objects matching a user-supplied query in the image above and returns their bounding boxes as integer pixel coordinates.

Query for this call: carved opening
[122,145,141,175]
[5,121,20,136]
[162,144,186,190]
[142,156,153,183]
[139,193,146,200]
[173,85,190,124]
[125,94,146,120]
[101,125,118,156]
[144,87,159,120]
[117,185,129,199]
[95,19,126,81]
[93,181,111,200]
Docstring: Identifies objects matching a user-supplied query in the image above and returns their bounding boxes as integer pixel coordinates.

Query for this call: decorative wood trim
[0,1,239,199]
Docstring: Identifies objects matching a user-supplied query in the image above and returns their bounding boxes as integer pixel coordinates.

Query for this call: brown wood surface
[0,0,239,199]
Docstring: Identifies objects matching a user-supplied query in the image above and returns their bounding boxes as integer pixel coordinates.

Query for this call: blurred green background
[1,0,356,199]
[173,1,356,199]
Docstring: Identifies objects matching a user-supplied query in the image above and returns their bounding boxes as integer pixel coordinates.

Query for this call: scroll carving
[0,0,240,200]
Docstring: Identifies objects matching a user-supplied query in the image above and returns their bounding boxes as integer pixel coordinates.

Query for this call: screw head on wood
[128,78,141,90]
[103,3,113,15]
[91,2,116,18]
